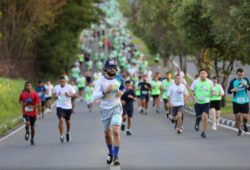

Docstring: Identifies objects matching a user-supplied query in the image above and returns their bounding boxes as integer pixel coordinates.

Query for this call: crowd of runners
[17,0,250,167]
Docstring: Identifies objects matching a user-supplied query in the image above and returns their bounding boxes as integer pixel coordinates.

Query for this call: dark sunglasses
[107,66,117,70]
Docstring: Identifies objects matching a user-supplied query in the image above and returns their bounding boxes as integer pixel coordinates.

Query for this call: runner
[19,82,41,145]
[167,75,187,134]
[86,59,93,70]
[93,69,103,85]
[93,59,125,165]
[134,76,143,112]
[35,81,46,119]
[70,80,78,113]
[190,68,214,138]
[139,75,152,115]
[78,52,84,67]
[96,59,103,70]
[121,81,137,135]
[63,72,69,83]
[154,53,160,67]
[151,76,162,113]
[76,73,86,102]
[174,67,185,79]
[71,65,80,82]
[162,72,173,118]
[227,68,250,136]
[210,76,224,130]
[85,69,93,85]
[84,82,94,112]
[53,76,77,142]
[44,81,54,112]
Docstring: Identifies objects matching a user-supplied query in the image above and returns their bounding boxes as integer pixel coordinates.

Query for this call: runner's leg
[235,113,241,130]
[202,112,208,132]
[59,117,64,136]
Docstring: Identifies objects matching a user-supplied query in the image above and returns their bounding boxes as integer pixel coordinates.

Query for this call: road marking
[0,101,57,142]
[110,165,121,170]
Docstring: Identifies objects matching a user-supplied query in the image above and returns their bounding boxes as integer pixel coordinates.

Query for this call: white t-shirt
[167,83,187,106]
[53,84,76,109]
[74,61,80,67]
[214,84,224,95]
[44,84,54,98]
[174,71,185,78]
[144,70,153,80]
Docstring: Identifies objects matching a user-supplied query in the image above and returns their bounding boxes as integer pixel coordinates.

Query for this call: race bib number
[237,97,245,103]
[109,89,119,94]
[142,91,147,95]
[111,114,122,125]
[198,96,208,102]
[58,95,66,101]
[38,92,42,96]
[173,96,183,102]
[25,106,34,112]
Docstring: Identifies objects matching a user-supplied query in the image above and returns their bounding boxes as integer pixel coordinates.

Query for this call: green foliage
[0,78,26,135]
[35,0,104,79]
[117,0,131,17]
[0,12,2,38]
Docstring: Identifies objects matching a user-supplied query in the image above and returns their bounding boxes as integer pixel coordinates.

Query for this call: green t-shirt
[72,68,79,78]
[96,61,102,70]
[84,30,88,36]
[155,55,160,61]
[100,24,105,30]
[80,44,84,50]
[135,81,141,96]
[151,81,162,95]
[162,79,173,99]
[85,86,93,100]
[77,77,85,88]
[87,49,92,54]
[86,61,93,69]
[210,84,222,101]
[192,79,213,104]
[77,54,84,62]
[93,53,98,60]
[99,41,103,48]
[99,53,104,60]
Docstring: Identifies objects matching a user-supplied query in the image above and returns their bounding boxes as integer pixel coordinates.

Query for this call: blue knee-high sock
[107,144,114,155]
[114,146,120,157]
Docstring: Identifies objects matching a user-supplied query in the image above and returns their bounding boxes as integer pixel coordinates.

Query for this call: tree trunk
[183,55,187,76]
[179,56,183,70]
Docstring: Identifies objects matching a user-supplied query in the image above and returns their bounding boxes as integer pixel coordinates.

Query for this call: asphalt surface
[1,99,250,170]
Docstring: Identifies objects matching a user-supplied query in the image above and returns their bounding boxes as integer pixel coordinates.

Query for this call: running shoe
[169,114,172,121]
[195,122,199,131]
[107,154,113,165]
[121,124,125,131]
[145,111,147,115]
[153,103,155,107]
[81,99,83,102]
[181,126,184,130]
[212,125,217,131]
[30,139,35,145]
[238,129,243,136]
[165,112,169,118]
[87,104,89,108]
[243,124,248,132]
[174,124,177,129]
[113,157,120,166]
[171,119,175,123]
[37,115,40,119]
[60,136,65,142]
[127,131,132,136]
[201,132,206,138]
[156,110,159,113]
[66,133,71,142]
[25,133,29,141]
[177,129,182,134]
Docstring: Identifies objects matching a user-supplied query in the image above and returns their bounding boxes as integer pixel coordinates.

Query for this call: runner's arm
[227,78,235,94]
[93,79,105,100]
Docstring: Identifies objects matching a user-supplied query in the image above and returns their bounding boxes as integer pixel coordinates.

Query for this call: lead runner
[93,59,125,166]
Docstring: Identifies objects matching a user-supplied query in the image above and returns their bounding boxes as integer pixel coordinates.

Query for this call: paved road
[1,99,250,170]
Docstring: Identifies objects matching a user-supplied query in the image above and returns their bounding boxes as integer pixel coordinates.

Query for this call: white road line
[110,165,121,170]
[0,101,57,142]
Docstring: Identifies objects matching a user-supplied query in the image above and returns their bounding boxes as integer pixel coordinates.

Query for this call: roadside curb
[0,101,57,142]
[184,105,250,135]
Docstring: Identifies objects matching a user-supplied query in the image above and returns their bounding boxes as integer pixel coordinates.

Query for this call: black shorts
[210,100,221,110]
[141,95,149,102]
[155,60,159,63]
[136,95,141,99]
[195,103,210,117]
[45,97,52,102]
[79,61,83,65]
[71,98,75,102]
[163,99,168,104]
[23,114,37,127]
[233,102,249,114]
[79,87,84,92]
[57,107,73,120]
[123,109,133,118]
[41,101,45,107]
[151,94,159,99]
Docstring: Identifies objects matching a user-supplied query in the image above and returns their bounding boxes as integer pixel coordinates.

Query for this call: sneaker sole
[114,161,120,166]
